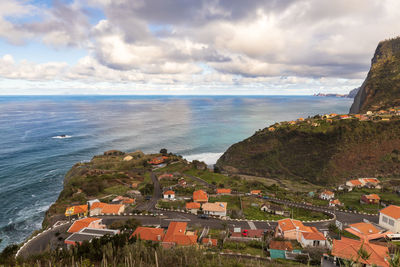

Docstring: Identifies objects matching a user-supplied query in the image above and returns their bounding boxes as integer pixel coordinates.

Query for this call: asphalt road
[136,172,162,211]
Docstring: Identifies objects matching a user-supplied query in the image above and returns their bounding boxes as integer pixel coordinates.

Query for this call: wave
[52,135,72,139]
[183,152,223,165]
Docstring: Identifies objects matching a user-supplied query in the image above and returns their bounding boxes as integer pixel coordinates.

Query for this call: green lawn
[209,195,241,211]
[104,185,130,195]
[184,169,231,186]
[336,188,392,213]
[157,199,187,210]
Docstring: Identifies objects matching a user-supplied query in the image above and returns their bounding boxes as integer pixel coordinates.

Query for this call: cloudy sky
[0,0,399,95]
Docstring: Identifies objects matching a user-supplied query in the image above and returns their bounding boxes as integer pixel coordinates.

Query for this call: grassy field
[157,199,187,210]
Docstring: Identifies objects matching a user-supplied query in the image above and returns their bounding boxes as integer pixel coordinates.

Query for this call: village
[36,149,400,267]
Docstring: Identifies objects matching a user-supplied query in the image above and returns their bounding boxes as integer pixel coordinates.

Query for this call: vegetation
[217,118,400,185]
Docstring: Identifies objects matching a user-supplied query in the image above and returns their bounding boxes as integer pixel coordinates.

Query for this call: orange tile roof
[322,190,334,196]
[250,190,261,195]
[101,204,123,214]
[380,205,400,219]
[269,240,293,251]
[186,202,201,209]
[163,222,198,246]
[202,202,227,212]
[67,217,101,233]
[331,237,389,267]
[365,194,380,200]
[193,190,208,202]
[301,227,326,241]
[330,199,342,205]
[164,190,175,195]
[122,198,135,204]
[65,204,88,216]
[364,178,380,184]
[90,202,107,210]
[216,188,231,194]
[202,238,217,246]
[131,227,165,241]
[348,179,362,186]
[277,218,310,232]
[348,222,380,236]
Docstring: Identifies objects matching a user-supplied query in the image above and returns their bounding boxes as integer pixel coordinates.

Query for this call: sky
[0,0,400,95]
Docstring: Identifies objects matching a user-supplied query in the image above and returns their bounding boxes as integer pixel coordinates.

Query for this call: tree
[160,148,168,155]
[387,250,400,267]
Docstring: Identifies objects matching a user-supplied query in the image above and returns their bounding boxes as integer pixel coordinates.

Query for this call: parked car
[242,229,249,237]
[145,195,152,200]
[198,214,209,219]
[262,196,269,199]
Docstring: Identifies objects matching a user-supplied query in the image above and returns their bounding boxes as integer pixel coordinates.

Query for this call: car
[145,196,152,200]
[242,229,249,236]
[262,196,269,199]
[198,214,209,219]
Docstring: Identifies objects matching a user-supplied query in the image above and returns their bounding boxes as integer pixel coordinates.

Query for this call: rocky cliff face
[350,37,400,113]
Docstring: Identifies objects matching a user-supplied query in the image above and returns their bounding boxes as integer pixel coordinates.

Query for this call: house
[65,204,88,217]
[346,179,362,189]
[216,188,231,195]
[260,203,290,216]
[360,178,381,188]
[344,222,388,240]
[379,205,400,233]
[89,202,107,216]
[320,190,335,200]
[331,237,389,267]
[185,202,201,214]
[65,228,119,246]
[131,227,165,242]
[361,194,380,204]
[340,115,350,119]
[201,238,217,247]
[193,190,208,203]
[67,217,105,233]
[329,199,343,207]
[268,127,275,132]
[163,190,175,199]
[90,202,125,215]
[112,196,135,204]
[269,241,293,259]
[178,178,187,187]
[202,202,227,217]
[297,117,305,121]
[299,228,327,247]
[250,190,262,196]
[149,156,167,165]
[275,218,326,247]
[162,221,198,247]
[122,198,135,204]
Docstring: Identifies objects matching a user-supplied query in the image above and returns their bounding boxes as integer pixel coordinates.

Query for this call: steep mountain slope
[216,118,400,185]
[350,37,400,113]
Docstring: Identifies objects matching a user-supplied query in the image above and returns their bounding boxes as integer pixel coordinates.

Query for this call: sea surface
[0,95,353,250]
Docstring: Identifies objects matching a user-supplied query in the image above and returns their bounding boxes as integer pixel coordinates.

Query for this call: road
[136,172,162,211]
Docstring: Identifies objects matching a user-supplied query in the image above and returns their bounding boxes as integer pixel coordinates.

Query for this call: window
[383,216,388,223]
[389,219,395,226]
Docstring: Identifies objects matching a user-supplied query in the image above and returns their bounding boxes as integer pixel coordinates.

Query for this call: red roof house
[216,188,231,194]
[131,227,165,242]
[162,222,198,246]
[67,217,104,233]
[361,194,380,204]
[193,190,208,203]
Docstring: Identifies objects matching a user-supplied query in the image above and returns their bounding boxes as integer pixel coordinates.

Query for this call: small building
[163,190,175,199]
[202,202,227,217]
[159,173,174,180]
[149,156,167,165]
[131,227,165,242]
[250,190,262,196]
[67,217,105,233]
[299,230,327,247]
[340,115,350,119]
[260,203,289,216]
[360,178,381,188]
[329,199,343,207]
[344,222,386,240]
[178,178,187,187]
[90,202,125,215]
[346,179,362,189]
[65,228,119,246]
[193,190,208,203]
[269,241,295,259]
[185,202,201,214]
[162,221,198,247]
[379,205,400,233]
[361,194,380,205]
[320,190,335,200]
[216,188,231,195]
[331,237,389,267]
[65,204,88,218]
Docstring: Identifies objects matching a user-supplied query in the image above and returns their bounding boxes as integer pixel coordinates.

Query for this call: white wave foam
[52,135,72,139]
[183,152,223,165]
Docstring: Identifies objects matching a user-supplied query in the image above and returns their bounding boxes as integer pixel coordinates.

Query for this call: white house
[299,231,327,247]
[379,205,400,233]
[202,202,227,217]
[320,190,335,200]
[163,190,175,199]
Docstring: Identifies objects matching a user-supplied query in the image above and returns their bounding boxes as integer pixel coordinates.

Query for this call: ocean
[0,95,353,250]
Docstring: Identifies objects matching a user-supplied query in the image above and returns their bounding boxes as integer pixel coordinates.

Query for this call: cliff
[216,117,400,185]
[350,37,400,113]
